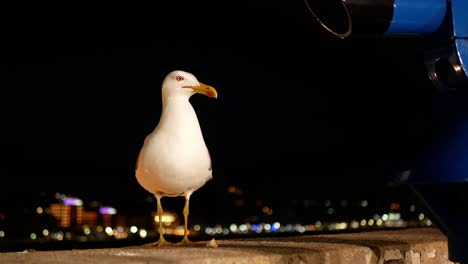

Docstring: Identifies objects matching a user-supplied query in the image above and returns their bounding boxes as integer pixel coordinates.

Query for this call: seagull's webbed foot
[143,237,174,247]
[175,236,206,246]
[175,236,192,246]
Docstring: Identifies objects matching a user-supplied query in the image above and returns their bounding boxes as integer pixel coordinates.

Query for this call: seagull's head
[162,70,218,100]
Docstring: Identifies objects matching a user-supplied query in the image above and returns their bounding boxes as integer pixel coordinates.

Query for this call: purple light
[99,206,117,215]
[63,197,83,206]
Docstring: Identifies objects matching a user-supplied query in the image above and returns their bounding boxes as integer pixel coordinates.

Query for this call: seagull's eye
[176,76,184,82]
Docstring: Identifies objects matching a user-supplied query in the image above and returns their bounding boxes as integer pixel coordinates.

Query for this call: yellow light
[315,221,322,228]
[297,225,306,233]
[376,219,383,226]
[139,229,147,238]
[173,226,188,236]
[0,231,4,237]
[368,219,375,226]
[105,227,113,236]
[36,207,43,214]
[130,226,138,234]
[193,224,201,231]
[83,227,91,235]
[388,213,401,221]
[229,224,237,232]
[55,232,64,241]
[154,213,176,223]
[418,213,425,221]
[42,229,49,236]
[30,233,37,240]
[335,222,347,230]
[360,219,367,226]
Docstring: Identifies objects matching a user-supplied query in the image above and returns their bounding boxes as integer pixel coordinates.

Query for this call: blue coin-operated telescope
[305,0,468,262]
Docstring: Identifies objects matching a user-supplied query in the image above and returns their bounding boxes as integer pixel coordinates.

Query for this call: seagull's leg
[156,197,173,245]
[177,196,193,245]
[144,196,173,247]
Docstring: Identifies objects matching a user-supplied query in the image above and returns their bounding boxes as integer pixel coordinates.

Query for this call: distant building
[99,206,117,227]
[49,197,95,228]
[81,210,98,227]
[50,203,77,228]
[48,195,124,231]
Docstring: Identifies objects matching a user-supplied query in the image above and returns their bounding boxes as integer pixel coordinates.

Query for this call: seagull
[135,70,217,246]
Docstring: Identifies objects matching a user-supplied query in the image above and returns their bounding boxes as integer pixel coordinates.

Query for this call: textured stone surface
[0,228,457,264]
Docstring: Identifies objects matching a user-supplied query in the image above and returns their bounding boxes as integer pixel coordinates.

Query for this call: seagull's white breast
[135,98,212,197]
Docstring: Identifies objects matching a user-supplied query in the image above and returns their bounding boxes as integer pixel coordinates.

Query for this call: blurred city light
[0,191,436,251]
[139,229,147,238]
[99,206,117,215]
[129,226,138,234]
[153,213,176,224]
[63,197,83,206]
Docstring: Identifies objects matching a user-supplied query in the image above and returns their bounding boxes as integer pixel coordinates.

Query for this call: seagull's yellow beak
[183,82,218,99]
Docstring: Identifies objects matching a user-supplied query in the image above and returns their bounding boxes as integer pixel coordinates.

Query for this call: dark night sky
[0,2,435,211]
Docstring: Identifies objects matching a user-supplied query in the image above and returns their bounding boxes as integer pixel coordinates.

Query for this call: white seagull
[135,70,217,246]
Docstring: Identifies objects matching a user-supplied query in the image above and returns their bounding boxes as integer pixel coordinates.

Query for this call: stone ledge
[0,227,456,264]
